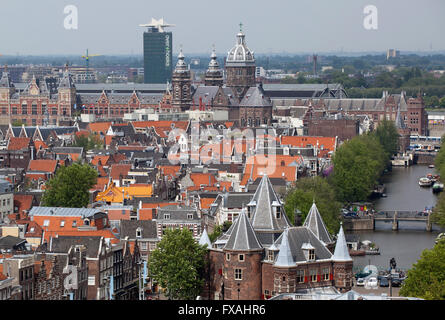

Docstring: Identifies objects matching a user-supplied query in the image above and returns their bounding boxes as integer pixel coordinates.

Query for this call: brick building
[202,175,353,300]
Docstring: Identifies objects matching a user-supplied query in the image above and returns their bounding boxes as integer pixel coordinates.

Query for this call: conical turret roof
[303,202,333,244]
[274,229,295,267]
[250,174,291,232]
[174,48,188,73]
[332,223,352,262]
[224,209,262,251]
[199,228,212,248]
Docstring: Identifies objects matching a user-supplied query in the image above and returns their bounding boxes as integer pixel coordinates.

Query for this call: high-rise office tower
[139,18,175,84]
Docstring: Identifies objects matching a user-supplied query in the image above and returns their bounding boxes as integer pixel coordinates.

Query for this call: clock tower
[171,48,192,111]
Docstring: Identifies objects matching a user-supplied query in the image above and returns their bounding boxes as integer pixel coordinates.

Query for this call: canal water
[348,164,445,271]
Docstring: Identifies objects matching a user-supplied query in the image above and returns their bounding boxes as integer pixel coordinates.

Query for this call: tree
[331,134,387,203]
[73,133,103,151]
[41,163,98,208]
[208,221,232,243]
[284,176,341,234]
[399,242,445,300]
[374,119,400,159]
[440,97,445,108]
[148,228,207,300]
[431,191,445,228]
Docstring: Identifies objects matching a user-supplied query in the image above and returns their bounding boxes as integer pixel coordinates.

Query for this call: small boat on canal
[419,177,432,187]
[432,182,444,193]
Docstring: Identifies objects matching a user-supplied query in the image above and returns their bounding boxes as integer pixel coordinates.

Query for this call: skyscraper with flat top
[140,18,174,84]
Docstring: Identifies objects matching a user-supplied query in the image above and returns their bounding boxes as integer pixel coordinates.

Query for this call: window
[296,269,305,283]
[226,253,230,261]
[238,254,244,262]
[267,250,274,261]
[187,213,193,220]
[72,221,77,227]
[140,242,148,251]
[309,249,315,261]
[43,220,50,227]
[60,220,65,227]
[163,214,170,220]
[310,269,317,282]
[323,267,330,281]
[149,242,157,251]
[234,269,242,280]
[88,276,95,286]
[136,228,142,238]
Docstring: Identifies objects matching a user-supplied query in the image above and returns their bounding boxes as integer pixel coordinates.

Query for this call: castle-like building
[199,175,353,300]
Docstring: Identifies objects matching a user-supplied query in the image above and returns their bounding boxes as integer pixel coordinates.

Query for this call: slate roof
[224,209,262,251]
[0,235,26,250]
[274,229,295,267]
[332,224,352,262]
[29,206,102,218]
[0,71,13,88]
[250,175,291,232]
[49,236,101,258]
[199,229,212,247]
[120,220,158,240]
[157,205,199,221]
[303,202,333,244]
[273,227,333,263]
[240,85,272,108]
[192,86,220,106]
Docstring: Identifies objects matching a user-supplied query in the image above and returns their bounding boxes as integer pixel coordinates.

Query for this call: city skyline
[0,0,444,56]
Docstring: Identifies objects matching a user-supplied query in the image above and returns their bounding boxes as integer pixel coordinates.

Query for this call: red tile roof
[88,122,112,135]
[7,137,30,150]
[281,136,337,158]
[110,164,132,181]
[33,140,48,151]
[14,194,34,219]
[91,155,110,167]
[28,159,58,173]
[190,173,217,187]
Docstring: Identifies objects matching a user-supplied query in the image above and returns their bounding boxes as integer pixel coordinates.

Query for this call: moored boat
[432,182,444,193]
[419,177,432,187]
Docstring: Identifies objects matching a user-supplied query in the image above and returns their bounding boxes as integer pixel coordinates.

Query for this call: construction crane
[81,49,101,71]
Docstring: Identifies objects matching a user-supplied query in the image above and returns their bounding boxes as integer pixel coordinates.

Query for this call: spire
[207,46,220,72]
[0,66,13,88]
[274,228,295,267]
[303,202,333,244]
[224,209,262,251]
[199,228,212,248]
[332,223,352,262]
[250,174,291,232]
[174,46,188,73]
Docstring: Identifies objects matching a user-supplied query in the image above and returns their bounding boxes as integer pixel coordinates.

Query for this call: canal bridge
[344,211,433,232]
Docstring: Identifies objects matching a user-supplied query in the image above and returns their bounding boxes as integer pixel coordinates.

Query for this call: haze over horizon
[0,0,444,56]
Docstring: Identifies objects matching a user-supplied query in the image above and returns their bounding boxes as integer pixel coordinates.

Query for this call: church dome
[226,31,255,65]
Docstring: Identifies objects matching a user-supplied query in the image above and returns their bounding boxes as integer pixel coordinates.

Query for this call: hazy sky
[0,0,444,56]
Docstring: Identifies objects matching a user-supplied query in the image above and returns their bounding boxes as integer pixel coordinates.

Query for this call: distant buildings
[140,18,174,84]
[386,49,400,60]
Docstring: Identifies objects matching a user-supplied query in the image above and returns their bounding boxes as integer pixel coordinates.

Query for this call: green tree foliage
[284,177,341,234]
[400,242,445,300]
[431,192,445,228]
[434,134,445,179]
[148,228,207,300]
[41,163,98,208]
[73,133,103,151]
[208,221,232,243]
[331,134,387,203]
[374,119,400,159]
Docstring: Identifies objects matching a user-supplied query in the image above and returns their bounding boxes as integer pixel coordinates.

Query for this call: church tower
[171,48,192,111]
[225,24,256,100]
[0,66,15,109]
[57,66,76,120]
[205,47,223,87]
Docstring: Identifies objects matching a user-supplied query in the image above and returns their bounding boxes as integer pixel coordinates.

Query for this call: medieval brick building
[201,175,353,300]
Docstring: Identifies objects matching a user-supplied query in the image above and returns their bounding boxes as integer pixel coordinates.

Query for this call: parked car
[344,212,358,218]
[391,275,403,287]
[356,278,366,286]
[379,277,389,287]
[366,277,378,288]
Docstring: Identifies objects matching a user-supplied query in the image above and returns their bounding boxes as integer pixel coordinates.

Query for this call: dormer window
[309,249,315,260]
[187,214,193,220]
[164,214,170,220]
[276,207,281,219]
[84,219,90,226]
[136,228,142,239]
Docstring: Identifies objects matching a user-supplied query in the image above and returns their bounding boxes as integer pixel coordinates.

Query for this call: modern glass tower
[140,18,174,84]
